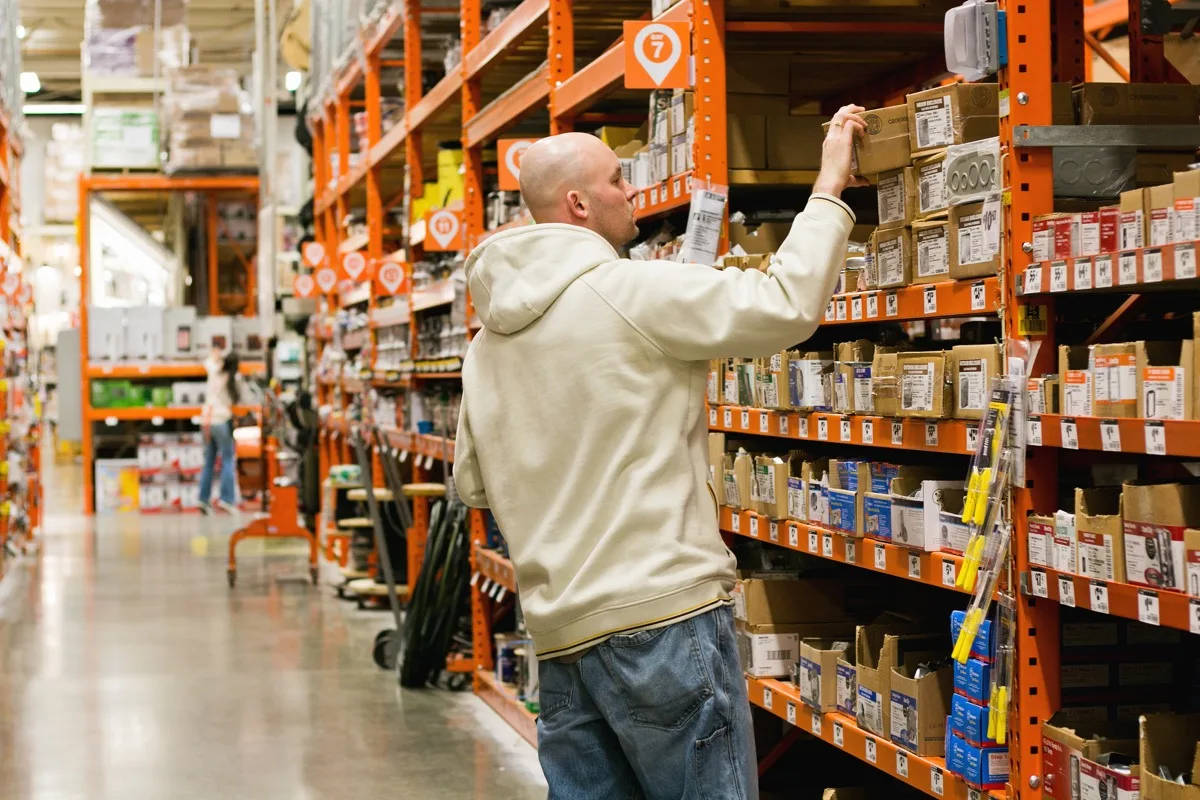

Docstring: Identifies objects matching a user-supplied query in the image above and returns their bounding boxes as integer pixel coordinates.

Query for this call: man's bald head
[518,132,639,248]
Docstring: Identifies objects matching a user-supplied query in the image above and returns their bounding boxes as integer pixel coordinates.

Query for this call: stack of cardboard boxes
[727,55,824,174]
[137,433,205,512]
[946,611,1008,789]
[611,90,696,189]
[164,66,257,173]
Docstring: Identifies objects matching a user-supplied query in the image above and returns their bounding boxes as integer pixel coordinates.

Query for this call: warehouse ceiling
[19,0,261,100]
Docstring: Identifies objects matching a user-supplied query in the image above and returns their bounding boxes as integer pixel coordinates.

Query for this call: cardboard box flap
[1141,713,1200,786]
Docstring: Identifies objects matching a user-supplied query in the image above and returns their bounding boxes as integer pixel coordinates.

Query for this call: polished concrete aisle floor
[0,460,547,800]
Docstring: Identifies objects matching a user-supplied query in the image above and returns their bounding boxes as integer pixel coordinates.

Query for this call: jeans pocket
[601,619,713,731]
[692,724,745,800]
[537,660,575,723]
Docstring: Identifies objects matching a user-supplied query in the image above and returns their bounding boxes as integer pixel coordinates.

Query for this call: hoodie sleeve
[584,194,854,361]
[452,392,489,508]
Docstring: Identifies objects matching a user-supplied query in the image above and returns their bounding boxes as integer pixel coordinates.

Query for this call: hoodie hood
[465,223,619,334]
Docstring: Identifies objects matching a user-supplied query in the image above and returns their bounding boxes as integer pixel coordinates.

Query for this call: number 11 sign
[624,21,690,89]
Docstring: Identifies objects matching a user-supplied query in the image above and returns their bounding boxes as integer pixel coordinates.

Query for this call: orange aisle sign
[293,273,317,298]
[624,21,690,89]
[314,266,339,294]
[498,139,535,191]
[0,273,18,297]
[343,250,368,281]
[425,208,464,251]
[302,241,326,267]
[376,260,407,295]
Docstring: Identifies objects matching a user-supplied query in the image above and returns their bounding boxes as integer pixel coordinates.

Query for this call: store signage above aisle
[375,260,407,296]
[302,241,326,268]
[342,251,368,282]
[498,139,535,191]
[293,273,317,299]
[425,208,464,251]
[315,266,339,294]
[623,21,690,89]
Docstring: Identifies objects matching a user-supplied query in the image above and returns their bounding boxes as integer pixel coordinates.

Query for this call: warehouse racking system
[305,0,1200,795]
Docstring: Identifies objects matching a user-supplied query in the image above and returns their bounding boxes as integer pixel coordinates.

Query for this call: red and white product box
[1123,518,1186,590]
[1150,205,1173,247]
[1119,209,1144,250]
[1099,207,1121,254]
[1033,217,1054,262]
[1028,515,1053,568]
[1054,214,1081,259]
[1174,196,1198,243]
[1062,369,1093,416]
[1142,365,1187,420]
[1186,531,1200,597]
[1079,211,1101,257]
[1079,759,1139,800]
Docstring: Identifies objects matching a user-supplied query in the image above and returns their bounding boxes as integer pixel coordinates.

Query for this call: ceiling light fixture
[19,72,40,94]
[15,25,27,40]
[285,71,302,92]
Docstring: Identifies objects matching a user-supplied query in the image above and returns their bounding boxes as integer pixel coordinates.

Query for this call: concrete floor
[0,459,547,800]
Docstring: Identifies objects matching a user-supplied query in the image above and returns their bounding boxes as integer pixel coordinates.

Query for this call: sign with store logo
[624,21,690,89]
[293,273,316,298]
[425,208,464,251]
[315,266,338,294]
[342,250,367,281]
[376,260,406,295]
[498,139,535,191]
[302,241,325,267]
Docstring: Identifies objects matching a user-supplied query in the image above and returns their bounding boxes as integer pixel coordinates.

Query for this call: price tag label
[105,416,118,426]
[1090,582,1110,614]
[780,416,789,436]
[1146,421,1167,455]
[730,513,740,532]
[788,525,798,548]
[812,714,822,736]
[1061,418,1079,450]
[851,296,863,320]
[925,422,939,447]
[1095,254,1114,287]
[1138,590,1161,626]
[923,286,937,315]
[931,767,945,796]
[650,187,659,205]
[1145,249,1164,282]
[741,409,750,429]
[942,560,957,587]
[723,408,732,428]
[1075,257,1093,290]
[786,702,796,725]
[886,293,899,317]
[749,516,759,538]
[1031,569,1049,597]
[874,543,887,570]
[862,419,874,444]
[1050,261,1069,292]
[892,421,904,446]
[151,416,164,426]
[1119,251,1138,284]
[763,687,773,708]
[759,411,770,433]
[809,531,819,553]
[818,418,829,441]
[896,750,909,778]
[969,789,984,800]
[1024,266,1042,294]
[845,540,856,564]
[1028,416,1043,446]
[826,301,836,322]
[822,533,834,558]
[865,737,877,763]
[769,521,779,542]
[709,407,717,426]
[1190,600,1200,635]
[1178,243,1197,279]
[1059,575,1077,607]
[799,417,809,438]
[966,425,979,453]
[867,294,879,318]
[970,282,986,311]
[1101,420,1122,452]
[836,299,847,321]
[840,418,852,442]
[832,722,844,747]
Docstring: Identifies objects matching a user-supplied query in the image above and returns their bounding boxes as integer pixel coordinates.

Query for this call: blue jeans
[537,606,757,800]
[199,420,237,506]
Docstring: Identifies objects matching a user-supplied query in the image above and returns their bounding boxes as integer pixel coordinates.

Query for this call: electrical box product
[943,0,1003,82]
[164,306,198,360]
[196,316,233,353]
[124,306,165,360]
[232,316,266,359]
[88,306,126,361]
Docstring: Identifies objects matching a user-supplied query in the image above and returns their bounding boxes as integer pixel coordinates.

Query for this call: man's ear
[566,189,588,221]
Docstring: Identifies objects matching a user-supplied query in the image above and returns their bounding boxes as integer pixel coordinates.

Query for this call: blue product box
[953,658,991,704]
[836,460,863,491]
[835,661,857,718]
[962,741,1009,789]
[950,610,995,662]
[950,693,995,745]
[863,493,893,541]
[889,689,919,752]
[946,732,969,777]
[787,476,805,520]
[827,487,861,536]
[870,462,899,494]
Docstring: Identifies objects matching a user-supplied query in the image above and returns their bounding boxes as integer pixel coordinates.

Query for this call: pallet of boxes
[163,66,257,174]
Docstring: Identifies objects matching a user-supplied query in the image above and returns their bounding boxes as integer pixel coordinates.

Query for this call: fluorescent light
[19,72,40,94]
[15,25,26,40]
[285,70,302,92]
[23,103,85,115]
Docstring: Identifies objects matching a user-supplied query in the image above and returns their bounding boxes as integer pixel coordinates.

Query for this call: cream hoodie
[454,194,855,658]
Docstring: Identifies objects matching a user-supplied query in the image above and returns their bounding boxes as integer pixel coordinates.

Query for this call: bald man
[454,105,866,799]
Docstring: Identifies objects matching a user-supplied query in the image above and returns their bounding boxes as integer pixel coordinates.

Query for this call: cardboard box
[733,449,754,510]
[906,83,999,154]
[828,459,869,538]
[669,91,694,136]
[876,167,917,229]
[797,638,851,713]
[897,351,952,418]
[1123,482,1200,591]
[949,201,1000,279]
[1119,189,1146,250]
[890,657,952,756]
[727,93,791,115]
[803,459,830,527]
[912,219,951,284]
[729,221,792,254]
[914,150,949,219]
[1186,528,1200,598]
[1094,342,1139,418]
[738,624,800,678]
[873,226,911,288]
[1076,487,1126,583]
[950,694,996,746]
[91,108,161,169]
[951,343,1002,420]
[1055,510,1079,575]
[787,458,806,522]
[1059,344,1095,417]
[727,54,792,94]
[890,478,965,552]
[766,115,824,170]
[822,104,911,176]
[1140,340,1193,421]
[1139,714,1200,796]
[1075,82,1200,125]
[1137,152,1196,187]
[755,455,791,519]
[1028,512,1054,568]
[1173,170,1200,244]
[1101,205,1121,253]
[1148,183,1176,247]
[731,578,849,626]
[707,432,724,499]
[960,740,1011,790]
[871,351,901,417]
[728,114,766,170]
[792,351,833,410]
[1044,717,1139,800]
[857,627,941,740]
[836,653,858,719]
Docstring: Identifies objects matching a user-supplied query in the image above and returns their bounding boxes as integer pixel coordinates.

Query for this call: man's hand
[812,104,869,198]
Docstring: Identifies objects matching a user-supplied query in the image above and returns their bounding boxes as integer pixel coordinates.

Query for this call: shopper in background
[454,105,866,799]
[199,348,241,515]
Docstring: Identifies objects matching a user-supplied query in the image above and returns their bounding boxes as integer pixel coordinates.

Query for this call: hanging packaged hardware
[986,594,1016,745]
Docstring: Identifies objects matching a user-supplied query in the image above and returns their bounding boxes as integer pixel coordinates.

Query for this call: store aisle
[0,459,547,800]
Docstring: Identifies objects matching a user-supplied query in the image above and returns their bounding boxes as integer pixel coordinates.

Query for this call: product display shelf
[87,362,267,379]
[379,426,457,464]
[87,405,257,422]
[1022,565,1200,633]
[1017,241,1200,295]
[475,669,538,747]
[475,545,517,593]
[710,406,981,456]
[822,277,1001,325]
[1027,413,1200,457]
[634,172,694,221]
[747,678,1003,800]
[720,507,971,595]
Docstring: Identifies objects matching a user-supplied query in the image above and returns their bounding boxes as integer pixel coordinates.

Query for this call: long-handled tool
[352,432,407,670]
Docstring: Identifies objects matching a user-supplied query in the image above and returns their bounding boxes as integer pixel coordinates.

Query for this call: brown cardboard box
[1195,313,1200,424]
[798,638,852,713]
[876,167,917,229]
[728,114,766,170]
[1174,170,1200,244]
[1119,188,1147,250]
[727,54,793,94]
[739,621,858,678]
[729,221,791,254]
[1186,528,1200,598]
[1075,82,1200,125]
[897,351,952,418]
[1136,152,1196,188]
[766,115,824,170]
[872,352,901,417]
[1148,183,1176,247]
[1140,339,1194,420]
[1123,482,1200,591]
[911,219,951,285]
[1140,713,1200,800]
[822,104,911,176]
[854,622,938,740]
[727,93,791,115]
[1059,344,1095,417]
[1075,487,1126,583]
[1092,342,1138,418]
[732,578,850,626]
[906,83,1000,155]
[914,150,949,219]
[1052,82,1076,125]
[873,227,911,288]
[889,655,953,756]
[1042,714,1140,800]
[733,448,755,510]
[755,455,791,519]
[949,201,1000,279]
[950,343,1002,420]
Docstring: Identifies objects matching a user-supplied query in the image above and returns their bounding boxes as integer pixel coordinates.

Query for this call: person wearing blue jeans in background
[199,348,240,514]
[453,105,866,799]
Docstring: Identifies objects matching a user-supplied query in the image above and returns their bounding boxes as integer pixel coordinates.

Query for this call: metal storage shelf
[710,406,979,455]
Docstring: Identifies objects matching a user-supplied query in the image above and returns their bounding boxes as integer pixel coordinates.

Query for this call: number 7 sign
[624,21,690,89]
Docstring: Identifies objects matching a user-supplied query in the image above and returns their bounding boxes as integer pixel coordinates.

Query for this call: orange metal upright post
[404,0,424,223]
[462,0,484,251]
[693,0,728,189]
[366,50,385,264]
[548,0,575,134]
[79,175,94,514]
